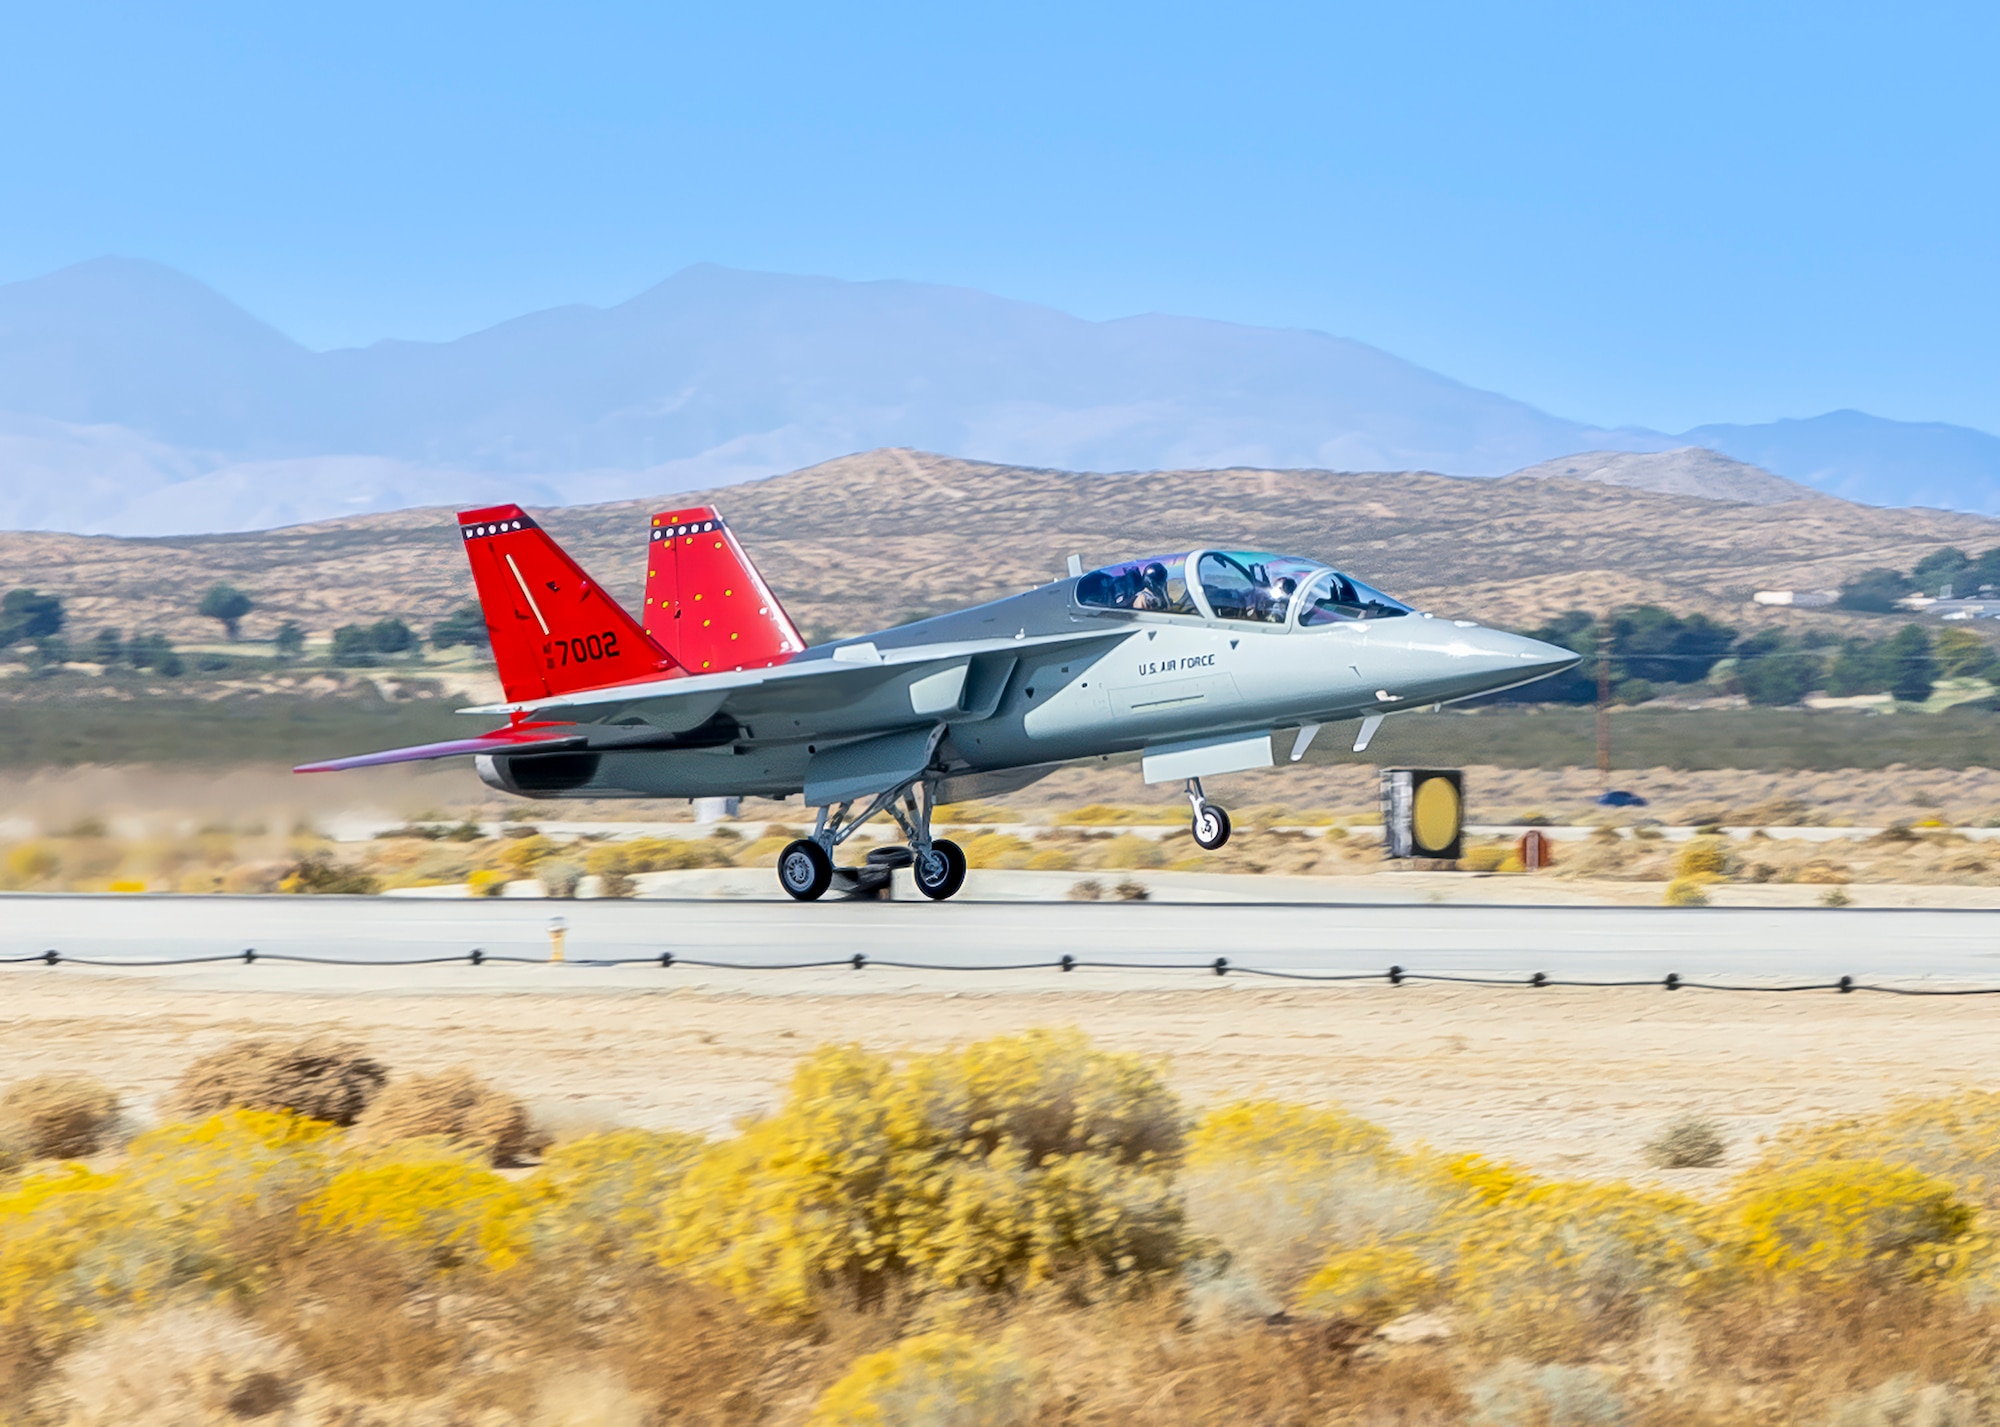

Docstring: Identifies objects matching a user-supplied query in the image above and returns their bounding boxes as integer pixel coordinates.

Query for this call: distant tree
[127,631,184,677]
[1837,568,1914,613]
[273,621,306,658]
[1911,547,1972,596]
[1887,625,1938,703]
[330,625,378,667]
[1611,606,1738,685]
[0,589,65,646]
[90,628,123,665]
[1934,626,1998,680]
[198,582,254,640]
[1485,610,1599,704]
[430,603,489,652]
[1746,652,1822,706]
[1823,637,1888,696]
[1970,547,2000,594]
[369,618,417,655]
[1735,632,1823,706]
[26,634,71,672]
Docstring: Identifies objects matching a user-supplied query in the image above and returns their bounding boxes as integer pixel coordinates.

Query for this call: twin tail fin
[459,504,677,704]
[642,505,804,673]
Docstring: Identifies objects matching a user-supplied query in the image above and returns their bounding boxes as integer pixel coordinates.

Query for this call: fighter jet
[298,503,1578,901]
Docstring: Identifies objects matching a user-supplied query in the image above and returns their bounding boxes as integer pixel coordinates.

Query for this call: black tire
[913,838,968,901]
[777,838,834,901]
[1191,805,1232,851]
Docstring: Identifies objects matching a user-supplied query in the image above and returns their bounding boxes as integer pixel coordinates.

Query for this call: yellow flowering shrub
[1056,805,1181,825]
[1094,835,1167,870]
[934,802,1019,825]
[1752,1090,2000,1210]
[307,1148,528,1273]
[524,1128,705,1270]
[1184,1101,1429,1305]
[466,868,509,896]
[0,1165,125,1352]
[737,835,794,867]
[1449,1179,1712,1351]
[1675,837,1730,879]
[2,839,61,888]
[1295,1242,1438,1325]
[117,1110,339,1294]
[958,833,1035,870]
[1186,1100,1391,1172]
[656,1031,1185,1315]
[0,1110,337,1362]
[499,834,561,873]
[1417,1151,1528,1207]
[1280,1151,1528,1319]
[597,834,739,872]
[808,1331,1033,1427]
[1663,876,1712,906]
[1724,1159,1975,1287]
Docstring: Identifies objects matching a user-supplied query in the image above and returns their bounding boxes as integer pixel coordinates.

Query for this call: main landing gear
[1186,778,1232,851]
[778,779,966,903]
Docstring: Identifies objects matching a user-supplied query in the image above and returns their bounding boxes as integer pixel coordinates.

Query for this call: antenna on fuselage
[1066,553,1083,578]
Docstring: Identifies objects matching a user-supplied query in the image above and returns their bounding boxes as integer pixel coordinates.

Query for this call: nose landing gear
[1186,778,1232,851]
[777,778,967,901]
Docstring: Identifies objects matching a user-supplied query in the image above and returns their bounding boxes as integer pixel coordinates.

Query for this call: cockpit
[1075,550,1411,626]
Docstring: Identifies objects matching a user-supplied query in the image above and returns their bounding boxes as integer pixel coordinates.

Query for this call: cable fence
[4,946,1999,995]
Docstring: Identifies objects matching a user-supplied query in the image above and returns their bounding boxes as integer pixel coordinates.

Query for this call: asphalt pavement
[5,893,2000,985]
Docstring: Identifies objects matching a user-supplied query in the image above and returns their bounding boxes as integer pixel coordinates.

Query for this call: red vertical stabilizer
[458,504,678,704]
[642,506,804,673]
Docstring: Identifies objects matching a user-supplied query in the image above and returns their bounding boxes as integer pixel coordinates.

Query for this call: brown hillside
[3,447,1993,644]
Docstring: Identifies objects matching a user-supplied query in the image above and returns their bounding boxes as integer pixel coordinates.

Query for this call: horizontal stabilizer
[294,725,584,774]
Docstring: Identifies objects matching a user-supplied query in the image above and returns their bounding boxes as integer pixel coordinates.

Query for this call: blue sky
[1,0,1994,434]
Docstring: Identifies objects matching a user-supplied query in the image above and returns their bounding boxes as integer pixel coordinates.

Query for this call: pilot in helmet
[1267,575,1297,621]
[1132,561,1171,611]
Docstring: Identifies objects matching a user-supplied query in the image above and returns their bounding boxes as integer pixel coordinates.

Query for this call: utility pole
[1595,615,1612,793]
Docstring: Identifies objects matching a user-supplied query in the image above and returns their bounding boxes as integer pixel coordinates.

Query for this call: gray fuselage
[477,572,1576,804]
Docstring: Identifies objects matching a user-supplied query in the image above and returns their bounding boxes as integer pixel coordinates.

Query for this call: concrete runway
[5,893,2000,984]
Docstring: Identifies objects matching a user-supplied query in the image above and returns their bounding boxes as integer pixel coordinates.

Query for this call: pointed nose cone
[1507,633,1582,680]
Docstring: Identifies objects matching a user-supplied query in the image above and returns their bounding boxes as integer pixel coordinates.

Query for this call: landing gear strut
[777,779,966,902]
[1186,778,1232,851]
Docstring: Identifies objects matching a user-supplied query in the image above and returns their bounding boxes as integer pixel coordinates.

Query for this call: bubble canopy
[1074,550,1411,625]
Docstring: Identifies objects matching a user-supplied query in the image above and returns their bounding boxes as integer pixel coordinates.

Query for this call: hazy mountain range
[2,256,1997,534]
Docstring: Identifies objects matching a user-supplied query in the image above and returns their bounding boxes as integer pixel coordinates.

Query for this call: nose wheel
[1186,778,1232,851]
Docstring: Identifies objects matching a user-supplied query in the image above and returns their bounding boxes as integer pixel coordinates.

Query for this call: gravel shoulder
[5,974,1988,1187]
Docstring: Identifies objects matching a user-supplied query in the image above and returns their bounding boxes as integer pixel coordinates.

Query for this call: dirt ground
[6,760,1998,843]
[5,974,1992,1189]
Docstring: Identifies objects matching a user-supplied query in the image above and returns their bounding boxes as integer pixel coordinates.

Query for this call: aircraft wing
[294,723,586,773]
[460,629,1127,730]
[296,629,1130,774]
